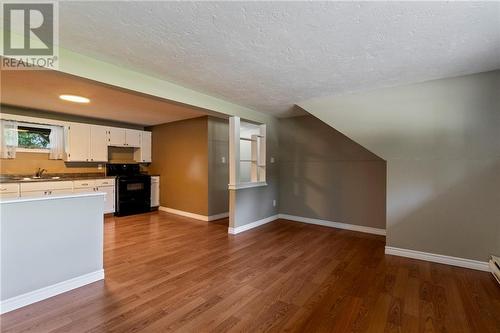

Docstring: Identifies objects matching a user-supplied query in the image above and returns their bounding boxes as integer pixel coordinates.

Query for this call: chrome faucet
[34,168,47,178]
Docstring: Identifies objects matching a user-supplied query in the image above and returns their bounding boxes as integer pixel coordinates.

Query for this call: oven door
[116,176,151,216]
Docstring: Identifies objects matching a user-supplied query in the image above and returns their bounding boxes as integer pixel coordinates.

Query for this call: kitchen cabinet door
[50,189,74,196]
[0,192,19,199]
[73,187,94,193]
[21,181,74,192]
[108,127,126,146]
[90,125,108,162]
[0,183,19,194]
[150,176,159,207]
[20,190,46,198]
[126,129,141,147]
[96,185,115,214]
[140,131,152,163]
[66,123,90,162]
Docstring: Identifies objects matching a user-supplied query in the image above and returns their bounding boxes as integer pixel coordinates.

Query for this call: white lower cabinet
[0,192,20,199]
[73,179,95,194]
[20,189,74,197]
[151,176,160,207]
[74,179,115,214]
[20,190,46,198]
[10,179,116,215]
[96,184,115,214]
[0,183,19,199]
[73,187,94,193]
[20,181,74,197]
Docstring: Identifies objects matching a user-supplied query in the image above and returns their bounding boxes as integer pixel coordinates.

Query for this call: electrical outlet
[273,199,276,207]
[221,156,226,164]
[270,157,275,163]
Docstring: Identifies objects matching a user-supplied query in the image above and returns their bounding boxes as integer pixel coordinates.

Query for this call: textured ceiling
[59,2,500,116]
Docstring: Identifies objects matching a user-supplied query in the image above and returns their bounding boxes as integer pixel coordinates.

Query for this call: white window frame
[0,113,68,154]
[228,116,267,190]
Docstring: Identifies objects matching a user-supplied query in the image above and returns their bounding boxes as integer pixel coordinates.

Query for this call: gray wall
[1,194,104,301]
[300,70,500,261]
[279,115,386,229]
[208,117,229,216]
[231,119,280,227]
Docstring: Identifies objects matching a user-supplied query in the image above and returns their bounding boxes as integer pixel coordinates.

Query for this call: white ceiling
[58,2,500,117]
[1,70,208,126]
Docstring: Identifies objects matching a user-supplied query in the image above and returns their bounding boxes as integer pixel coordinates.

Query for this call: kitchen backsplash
[0,148,146,175]
[0,152,103,175]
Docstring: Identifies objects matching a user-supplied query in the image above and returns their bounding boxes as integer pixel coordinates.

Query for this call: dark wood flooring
[1,212,499,332]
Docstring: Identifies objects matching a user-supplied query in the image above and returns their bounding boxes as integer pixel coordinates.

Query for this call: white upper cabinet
[139,131,152,163]
[108,127,126,146]
[66,123,109,162]
[90,125,108,162]
[108,128,141,147]
[66,123,90,162]
[125,129,141,147]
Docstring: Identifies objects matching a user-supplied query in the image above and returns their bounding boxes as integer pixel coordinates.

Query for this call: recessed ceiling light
[59,94,90,103]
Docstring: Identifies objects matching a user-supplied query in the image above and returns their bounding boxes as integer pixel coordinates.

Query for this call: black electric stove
[107,164,151,216]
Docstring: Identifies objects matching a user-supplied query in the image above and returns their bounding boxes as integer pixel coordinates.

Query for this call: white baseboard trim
[207,212,229,221]
[278,214,386,236]
[0,269,104,314]
[159,207,228,222]
[385,246,490,272]
[228,214,279,234]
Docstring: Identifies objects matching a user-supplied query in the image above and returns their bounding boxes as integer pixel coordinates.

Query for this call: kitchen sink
[19,176,61,181]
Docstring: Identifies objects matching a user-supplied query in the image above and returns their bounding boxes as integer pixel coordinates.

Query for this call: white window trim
[228,116,267,190]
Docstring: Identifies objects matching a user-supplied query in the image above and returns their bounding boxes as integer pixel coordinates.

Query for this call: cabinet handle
[81,183,88,186]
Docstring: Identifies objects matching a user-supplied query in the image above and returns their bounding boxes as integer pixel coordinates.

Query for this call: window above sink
[17,124,52,153]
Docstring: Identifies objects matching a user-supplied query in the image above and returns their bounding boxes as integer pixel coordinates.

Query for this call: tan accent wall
[107,146,137,163]
[0,152,102,174]
[149,117,209,216]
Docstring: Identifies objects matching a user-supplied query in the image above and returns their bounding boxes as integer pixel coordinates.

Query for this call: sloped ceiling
[58,2,500,116]
[299,71,500,160]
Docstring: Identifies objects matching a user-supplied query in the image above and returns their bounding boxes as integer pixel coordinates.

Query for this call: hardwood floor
[1,212,499,332]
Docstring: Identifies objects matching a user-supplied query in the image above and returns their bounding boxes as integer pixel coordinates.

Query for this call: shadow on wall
[279,114,387,230]
[388,158,500,261]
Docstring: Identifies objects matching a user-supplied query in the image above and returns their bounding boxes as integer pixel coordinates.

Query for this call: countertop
[0,173,116,184]
[0,191,106,204]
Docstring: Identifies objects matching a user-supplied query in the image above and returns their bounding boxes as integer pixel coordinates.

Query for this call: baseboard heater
[489,255,500,286]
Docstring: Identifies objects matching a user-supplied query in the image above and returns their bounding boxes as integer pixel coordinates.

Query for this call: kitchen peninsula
[0,192,105,314]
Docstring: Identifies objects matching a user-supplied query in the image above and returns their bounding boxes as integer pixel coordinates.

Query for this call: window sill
[228,181,267,190]
[16,148,50,154]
